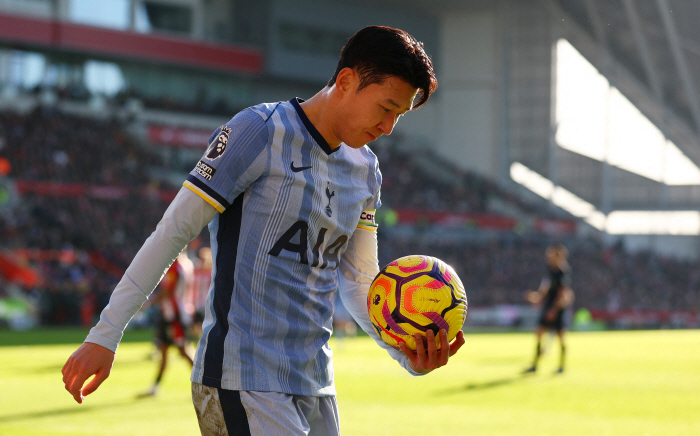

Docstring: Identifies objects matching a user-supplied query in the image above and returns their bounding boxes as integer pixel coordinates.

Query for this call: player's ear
[335,67,357,96]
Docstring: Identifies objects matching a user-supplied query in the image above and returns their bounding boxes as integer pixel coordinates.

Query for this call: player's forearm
[85,187,217,352]
[555,287,573,309]
[337,228,425,376]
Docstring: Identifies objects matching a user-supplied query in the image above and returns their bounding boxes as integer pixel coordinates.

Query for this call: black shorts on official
[538,308,568,331]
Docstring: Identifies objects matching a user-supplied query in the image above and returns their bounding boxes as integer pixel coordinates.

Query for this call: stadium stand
[379,236,700,321]
[0,99,698,329]
[0,105,174,326]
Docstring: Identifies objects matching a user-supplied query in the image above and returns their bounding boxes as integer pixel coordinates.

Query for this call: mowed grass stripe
[1,330,698,435]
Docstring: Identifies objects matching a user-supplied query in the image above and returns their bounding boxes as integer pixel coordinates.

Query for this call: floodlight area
[509,162,553,199]
[606,211,700,235]
[510,162,700,235]
[555,39,700,185]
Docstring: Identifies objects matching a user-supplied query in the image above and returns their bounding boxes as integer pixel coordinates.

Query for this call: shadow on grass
[462,376,524,390]
[437,372,542,395]
[0,399,135,423]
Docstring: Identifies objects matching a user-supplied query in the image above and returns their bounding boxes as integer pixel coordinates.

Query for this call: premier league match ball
[367,255,468,351]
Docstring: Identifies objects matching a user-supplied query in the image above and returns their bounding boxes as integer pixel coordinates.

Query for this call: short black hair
[328,26,437,109]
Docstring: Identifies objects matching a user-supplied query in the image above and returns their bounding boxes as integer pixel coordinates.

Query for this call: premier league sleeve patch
[205,125,232,161]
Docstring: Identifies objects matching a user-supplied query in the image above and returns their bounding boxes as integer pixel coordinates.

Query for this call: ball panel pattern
[367,255,468,351]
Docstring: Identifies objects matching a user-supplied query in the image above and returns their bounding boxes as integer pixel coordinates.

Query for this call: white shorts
[191,382,340,436]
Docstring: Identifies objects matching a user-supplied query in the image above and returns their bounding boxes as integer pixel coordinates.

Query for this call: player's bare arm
[546,285,573,321]
[525,277,551,304]
[525,288,546,304]
[555,286,575,309]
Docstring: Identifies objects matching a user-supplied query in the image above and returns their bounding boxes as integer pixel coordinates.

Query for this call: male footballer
[524,243,574,374]
[62,25,465,435]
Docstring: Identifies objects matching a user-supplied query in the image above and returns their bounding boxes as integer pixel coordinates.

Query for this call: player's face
[337,75,418,148]
[546,247,560,267]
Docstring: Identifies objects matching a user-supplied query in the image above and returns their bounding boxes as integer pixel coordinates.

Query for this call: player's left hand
[399,329,465,374]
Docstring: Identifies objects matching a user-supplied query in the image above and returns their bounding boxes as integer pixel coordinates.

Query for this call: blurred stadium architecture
[1,0,700,331]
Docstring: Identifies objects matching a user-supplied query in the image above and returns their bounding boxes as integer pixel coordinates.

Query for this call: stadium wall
[436,9,500,179]
[391,1,548,188]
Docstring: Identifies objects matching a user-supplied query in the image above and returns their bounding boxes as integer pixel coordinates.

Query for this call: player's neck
[299,88,342,150]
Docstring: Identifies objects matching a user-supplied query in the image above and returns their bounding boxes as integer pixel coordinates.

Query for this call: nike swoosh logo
[290,162,312,172]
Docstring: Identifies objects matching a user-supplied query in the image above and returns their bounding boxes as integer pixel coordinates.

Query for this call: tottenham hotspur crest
[325,183,335,217]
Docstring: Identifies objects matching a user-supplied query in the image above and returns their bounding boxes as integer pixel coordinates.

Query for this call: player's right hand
[399,329,465,374]
[524,290,539,304]
[62,342,115,404]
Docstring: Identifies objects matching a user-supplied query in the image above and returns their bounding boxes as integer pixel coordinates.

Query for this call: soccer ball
[367,255,467,351]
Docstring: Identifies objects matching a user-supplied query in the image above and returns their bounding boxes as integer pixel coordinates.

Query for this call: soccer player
[523,243,574,374]
[141,250,195,397]
[187,247,212,340]
[62,25,465,435]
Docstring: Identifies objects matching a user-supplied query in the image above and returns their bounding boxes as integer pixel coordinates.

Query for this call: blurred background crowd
[1,104,698,332]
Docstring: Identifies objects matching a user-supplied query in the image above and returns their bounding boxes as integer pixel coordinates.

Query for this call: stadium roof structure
[375,0,700,170]
[381,0,700,236]
[555,0,700,145]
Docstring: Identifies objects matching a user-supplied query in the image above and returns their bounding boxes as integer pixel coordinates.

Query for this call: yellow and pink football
[367,255,468,351]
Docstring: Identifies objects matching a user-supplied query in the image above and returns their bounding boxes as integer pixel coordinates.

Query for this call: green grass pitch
[1,328,698,435]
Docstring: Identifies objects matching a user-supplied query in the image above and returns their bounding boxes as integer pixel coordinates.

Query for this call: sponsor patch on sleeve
[205,125,232,161]
[194,160,217,181]
[358,209,378,231]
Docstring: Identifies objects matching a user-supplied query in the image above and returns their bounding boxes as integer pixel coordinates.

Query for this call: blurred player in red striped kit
[142,249,195,396]
[186,247,213,340]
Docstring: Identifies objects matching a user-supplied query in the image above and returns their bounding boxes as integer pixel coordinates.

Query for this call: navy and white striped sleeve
[184,109,269,212]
